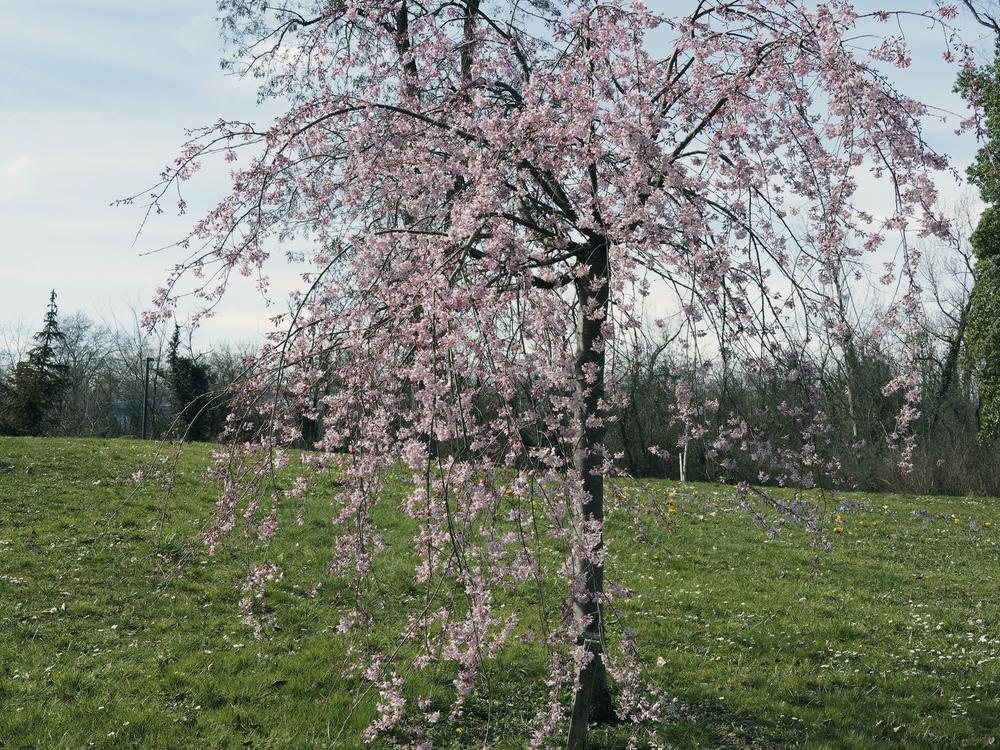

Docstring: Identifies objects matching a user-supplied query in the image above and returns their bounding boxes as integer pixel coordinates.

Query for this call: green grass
[0,437,998,749]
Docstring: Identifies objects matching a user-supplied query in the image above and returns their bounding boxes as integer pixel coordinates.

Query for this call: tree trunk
[567,237,616,750]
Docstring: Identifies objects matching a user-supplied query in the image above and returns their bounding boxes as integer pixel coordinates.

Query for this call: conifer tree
[0,290,70,436]
[165,325,217,442]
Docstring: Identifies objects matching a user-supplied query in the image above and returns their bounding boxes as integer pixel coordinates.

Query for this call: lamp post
[141,356,155,439]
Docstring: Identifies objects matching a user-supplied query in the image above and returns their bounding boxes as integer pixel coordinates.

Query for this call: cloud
[0,104,298,345]
[0,154,34,202]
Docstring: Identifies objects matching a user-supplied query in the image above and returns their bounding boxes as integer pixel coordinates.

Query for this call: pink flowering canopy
[134,1,962,746]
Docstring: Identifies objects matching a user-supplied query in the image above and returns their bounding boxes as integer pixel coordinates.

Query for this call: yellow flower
[455,727,463,734]
[985,521,993,528]
[833,526,843,534]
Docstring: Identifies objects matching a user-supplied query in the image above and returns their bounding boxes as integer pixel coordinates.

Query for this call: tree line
[3,246,998,497]
[0,293,249,442]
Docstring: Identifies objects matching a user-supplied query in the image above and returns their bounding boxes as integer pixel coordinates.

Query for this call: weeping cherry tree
[131,1,962,746]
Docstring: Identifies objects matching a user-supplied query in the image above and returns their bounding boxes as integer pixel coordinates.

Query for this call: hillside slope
[0,437,997,748]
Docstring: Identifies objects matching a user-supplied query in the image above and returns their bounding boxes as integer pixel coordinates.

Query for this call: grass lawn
[0,436,998,749]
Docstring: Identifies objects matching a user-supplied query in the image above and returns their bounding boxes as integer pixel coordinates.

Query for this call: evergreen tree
[165,325,217,442]
[966,206,1000,439]
[0,291,70,436]
[959,5,1000,440]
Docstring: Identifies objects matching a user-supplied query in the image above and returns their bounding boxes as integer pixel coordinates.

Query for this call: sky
[0,1,992,346]
[0,0,278,344]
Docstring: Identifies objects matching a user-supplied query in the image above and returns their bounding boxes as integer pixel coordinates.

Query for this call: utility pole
[141,356,155,439]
